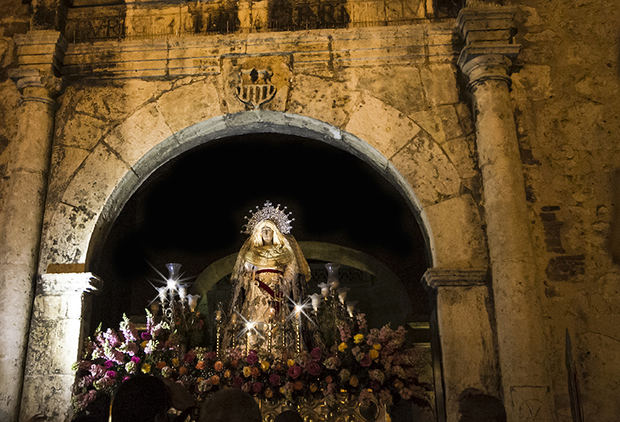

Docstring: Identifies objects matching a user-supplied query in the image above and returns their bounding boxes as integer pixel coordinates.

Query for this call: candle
[310,293,321,313]
[318,282,330,298]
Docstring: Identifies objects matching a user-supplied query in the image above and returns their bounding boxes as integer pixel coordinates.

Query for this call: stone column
[457,6,555,421]
[424,268,500,422]
[0,30,64,421]
[19,273,102,422]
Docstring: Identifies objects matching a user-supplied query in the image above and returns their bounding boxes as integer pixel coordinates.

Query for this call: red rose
[305,361,321,377]
[288,365,303,380]
[246,351,258,365]
[252,382,263,394]
[184,351,196,363]
[310,347,322,361]
[269,373,281,386]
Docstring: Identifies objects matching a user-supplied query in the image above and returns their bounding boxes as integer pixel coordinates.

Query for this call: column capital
[8,30,65,100]
[423,268,488,289]
[456,4,521,90]
[39,272,103,296]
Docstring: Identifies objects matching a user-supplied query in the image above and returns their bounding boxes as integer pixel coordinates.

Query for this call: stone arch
[39,109,487,274]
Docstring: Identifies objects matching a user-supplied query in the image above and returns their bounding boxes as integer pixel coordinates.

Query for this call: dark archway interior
[90,133,430,333]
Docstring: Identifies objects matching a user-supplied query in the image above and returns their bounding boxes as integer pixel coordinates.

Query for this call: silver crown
[242,200,294,234]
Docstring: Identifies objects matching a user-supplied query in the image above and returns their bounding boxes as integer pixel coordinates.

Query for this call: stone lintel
[423,268,488,289]
[39,272,103,296]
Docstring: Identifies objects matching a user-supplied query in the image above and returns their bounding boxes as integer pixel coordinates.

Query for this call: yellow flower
[287,359,296,367]
[141,363,151,374]
[243,366,252,378]
[171,358,180,367]
[338,342,348,352]
[265,388,273,399]
[310,383,318,393]
[261,360,270,372]
[373,343,382,351]
[224,369,231,378]
[369,349,379,360]
[349,376,359,387]
[140,340,148,349]
[353,334,364,344]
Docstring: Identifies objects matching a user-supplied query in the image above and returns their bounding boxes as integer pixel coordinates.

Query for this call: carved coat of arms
[220,54,292,112]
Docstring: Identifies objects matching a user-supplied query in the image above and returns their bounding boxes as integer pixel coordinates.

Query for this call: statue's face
[261,226,274,244]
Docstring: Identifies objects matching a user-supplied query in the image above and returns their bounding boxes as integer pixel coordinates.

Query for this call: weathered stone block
[390,131,461,206]
[419,63,459,106]
[105,103,174,167]
[47,146,90,204]
[55,113,108,151]
[61,143,129,212]
[353,65,428,116]
[436,104,464,141]
[443,136,478,180]
[345,93,420,159]
[24,317,82,376]
[156,79,222,133]
[421,195,487,268]
[288,74,355,128]
[20,374,75,422]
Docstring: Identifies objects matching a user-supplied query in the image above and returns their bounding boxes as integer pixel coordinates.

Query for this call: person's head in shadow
[458,388,506,422]
[199,388,261,422]
[110,375,171,422]
[275,409,303,422]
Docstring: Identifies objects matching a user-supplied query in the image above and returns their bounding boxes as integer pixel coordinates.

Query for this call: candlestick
[295,311,302,355]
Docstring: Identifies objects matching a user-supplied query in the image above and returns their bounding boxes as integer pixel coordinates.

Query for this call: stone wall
[40,24,486,275]
[29,21,494,421]
[509,0,620,420]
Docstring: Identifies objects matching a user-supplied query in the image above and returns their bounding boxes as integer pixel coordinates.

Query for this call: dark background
[90,133,431,330]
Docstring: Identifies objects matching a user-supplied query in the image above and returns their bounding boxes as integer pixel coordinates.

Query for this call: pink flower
[90,364,105,378]
[104,360,115,369]
[141,332,152,340]
[288,365,302,380]
[206,351,217,361]
[252,382,263,394]
[103,329,121,348]
[232,376,243,388]
[269,373,281,386]
[310,347,322,361]
[131,356,141,364]
[305,361,321,377]
[123,376,131,382]
[105,370,117,378]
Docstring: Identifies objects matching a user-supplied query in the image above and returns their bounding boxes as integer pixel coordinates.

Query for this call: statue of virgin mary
[224,201,311,354]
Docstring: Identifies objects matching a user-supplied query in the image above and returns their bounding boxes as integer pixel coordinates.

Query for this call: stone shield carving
[220,53,292,112]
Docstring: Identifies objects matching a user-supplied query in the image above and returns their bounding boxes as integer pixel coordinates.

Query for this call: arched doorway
[88,132,430,334]
[86,129,436,421]
[30,112,492,422]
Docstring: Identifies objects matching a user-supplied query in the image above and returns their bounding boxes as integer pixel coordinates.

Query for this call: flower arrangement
[72,309,431,416]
